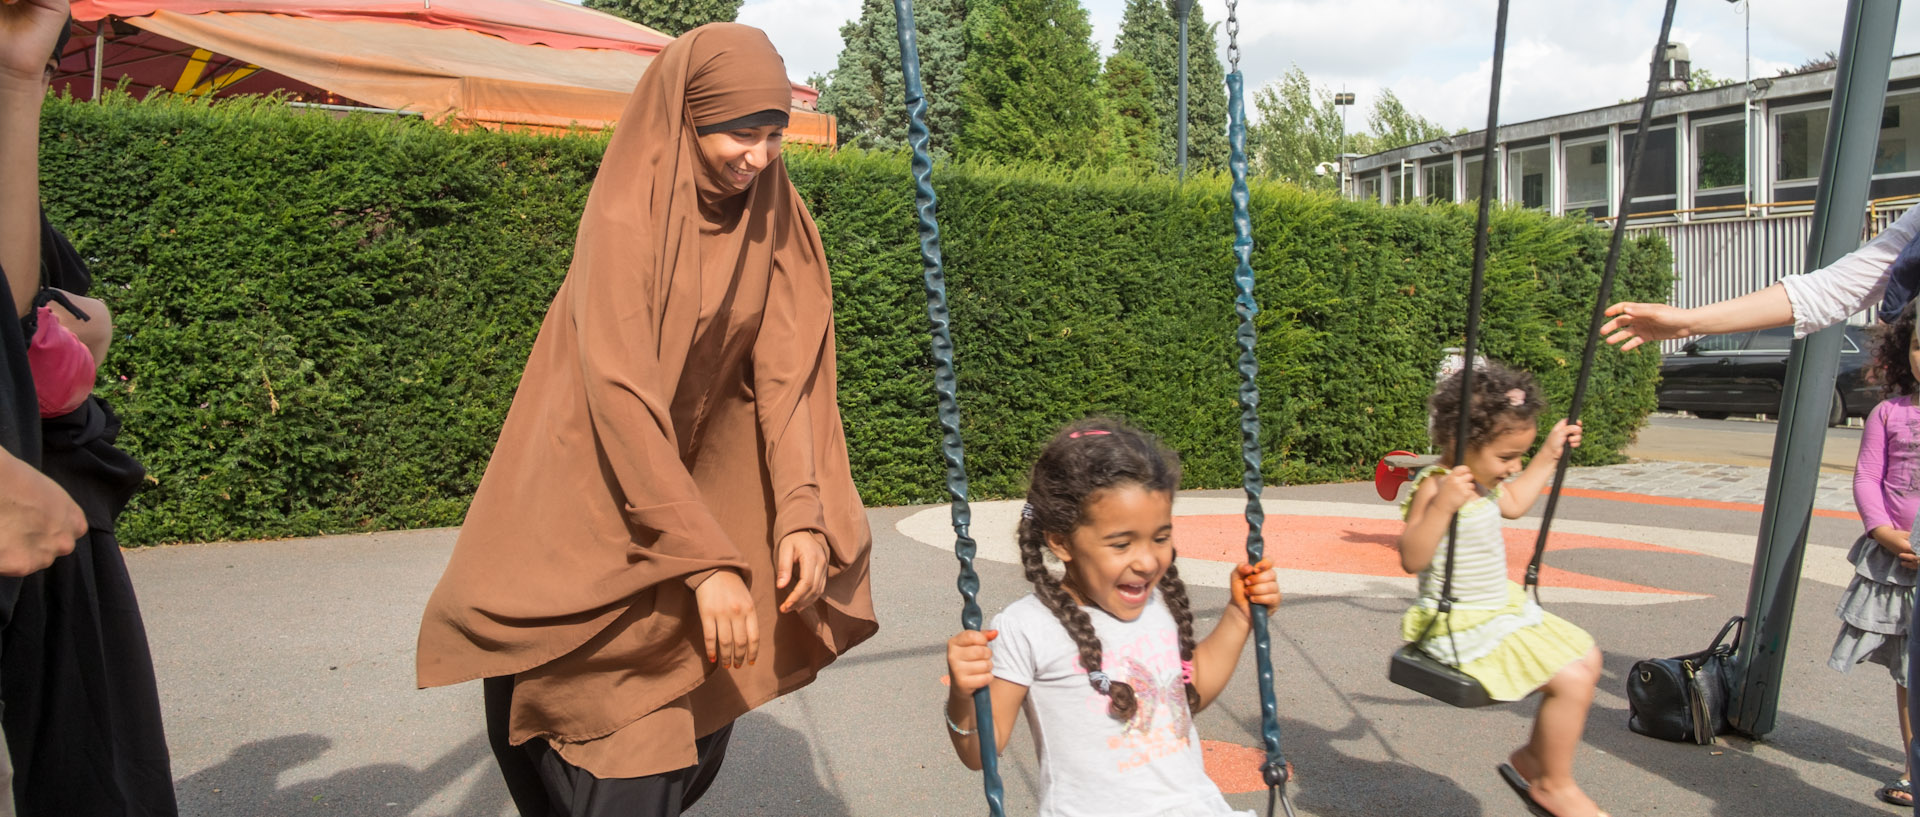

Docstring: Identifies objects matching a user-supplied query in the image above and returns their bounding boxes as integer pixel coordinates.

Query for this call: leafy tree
[1179,7,1229,171]
[1100,53,1164,172]
[815,0,968,156]
[955,0,1111,169]
[1110,0,1227,173]
[583,0,741,37]
[1689,67,1739,90]
[1245,66,1368,190]
[1367,88,1450,153]
[1778,51,1838,77]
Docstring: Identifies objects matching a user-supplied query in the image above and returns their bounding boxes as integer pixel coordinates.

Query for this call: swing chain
[1225,0,1240,74]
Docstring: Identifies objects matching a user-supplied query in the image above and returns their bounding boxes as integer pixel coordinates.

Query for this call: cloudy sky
[726,0,1920,131]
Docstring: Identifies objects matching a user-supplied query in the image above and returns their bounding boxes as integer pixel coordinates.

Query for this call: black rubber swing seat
[1389,643,1497,709]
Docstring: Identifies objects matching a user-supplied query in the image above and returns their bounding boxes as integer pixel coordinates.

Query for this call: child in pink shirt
[1833,299,1920,807]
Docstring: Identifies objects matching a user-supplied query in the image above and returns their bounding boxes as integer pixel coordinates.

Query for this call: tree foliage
[37,93,1670,544]
[582,0,741,37]
[1247,68,1452,187]
[1109,0,1227,173]
[1100,53,1165,173]
[1367,88,1450,153]
[815,0,968,156]
[955,0,1111,169]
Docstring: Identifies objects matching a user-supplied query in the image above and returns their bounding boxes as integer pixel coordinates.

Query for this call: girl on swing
[1396,361,1607,817]
[943,418,1279,817]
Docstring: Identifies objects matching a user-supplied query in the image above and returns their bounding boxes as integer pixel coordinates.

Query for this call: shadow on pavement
[1584,652,1897,816]
[174,732,504,816]
[691,713,855,816]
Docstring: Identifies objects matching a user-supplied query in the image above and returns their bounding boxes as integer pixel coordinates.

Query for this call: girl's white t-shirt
[990,592,1246,817]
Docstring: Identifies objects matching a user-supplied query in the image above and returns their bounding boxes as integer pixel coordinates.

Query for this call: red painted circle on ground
[1201,740,1271,794]
[1172,514,1692,595]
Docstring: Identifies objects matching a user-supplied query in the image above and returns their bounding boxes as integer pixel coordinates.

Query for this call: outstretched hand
[1599,302,1694,351]
[0,0,69,86]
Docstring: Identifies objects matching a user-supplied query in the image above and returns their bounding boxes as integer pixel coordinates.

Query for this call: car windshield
[1746,327,1794,352]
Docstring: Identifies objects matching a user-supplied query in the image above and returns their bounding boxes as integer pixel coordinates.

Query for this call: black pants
[485,677,733,817]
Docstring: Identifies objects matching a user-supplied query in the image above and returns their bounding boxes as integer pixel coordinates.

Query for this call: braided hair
[1018,418,1198,721]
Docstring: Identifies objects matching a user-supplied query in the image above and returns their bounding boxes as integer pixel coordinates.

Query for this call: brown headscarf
[416,23,876,777]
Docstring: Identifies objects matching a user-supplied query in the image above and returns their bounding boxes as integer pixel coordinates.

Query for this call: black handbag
[1626,616,1743,745]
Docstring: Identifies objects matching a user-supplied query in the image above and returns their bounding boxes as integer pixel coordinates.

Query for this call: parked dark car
[1658,325,1880,426]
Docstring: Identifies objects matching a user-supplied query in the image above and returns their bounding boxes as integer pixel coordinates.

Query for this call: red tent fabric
[52,1,831,138]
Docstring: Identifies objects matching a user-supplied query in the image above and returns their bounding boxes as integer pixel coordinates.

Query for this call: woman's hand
[0,0,68,86]
[694,570,757,668]
[1600,302,1697,351]
[1539,419,1582,461]
[1228,559,1280,620]
[776,530,830,613]
[945,629,997,696]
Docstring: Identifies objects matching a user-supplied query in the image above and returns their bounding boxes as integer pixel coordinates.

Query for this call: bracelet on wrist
[945,710,976,737]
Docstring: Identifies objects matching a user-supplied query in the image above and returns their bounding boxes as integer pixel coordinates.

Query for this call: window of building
[1776,105,1829,184]
[1623,126,1679,205]
[1424,161,1456,204]
[1359,174,1382,204]
[1387,167,1409,205]
[1507,145,1551,209]
[1878,92,1920,175]
[1463,154,1488,201]
[1562,137,1608,212]
[1694,117,1745,191]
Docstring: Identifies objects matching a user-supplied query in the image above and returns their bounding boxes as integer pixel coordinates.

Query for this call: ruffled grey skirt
[1831,533,1917,683]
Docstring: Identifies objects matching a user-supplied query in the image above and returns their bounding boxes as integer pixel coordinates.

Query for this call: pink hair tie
[1505,388,1527,407]
[1180,660,1194,684]
[1068,430,1112,439]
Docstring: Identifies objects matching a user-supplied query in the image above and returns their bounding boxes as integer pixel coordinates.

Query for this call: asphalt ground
[131,470,1905,817]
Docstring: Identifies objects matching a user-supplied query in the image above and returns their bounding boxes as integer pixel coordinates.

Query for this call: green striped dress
[1398,467,1594,701]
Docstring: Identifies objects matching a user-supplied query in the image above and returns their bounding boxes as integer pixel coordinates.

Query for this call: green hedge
[37,94,1669,545]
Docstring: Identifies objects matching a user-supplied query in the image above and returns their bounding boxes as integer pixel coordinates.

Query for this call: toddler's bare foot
[1506,749,1608,817]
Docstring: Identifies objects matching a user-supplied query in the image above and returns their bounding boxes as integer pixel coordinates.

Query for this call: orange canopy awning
[57,0,832,139]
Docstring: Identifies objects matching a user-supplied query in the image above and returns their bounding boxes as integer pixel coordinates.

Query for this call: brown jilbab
[416,23,876,779]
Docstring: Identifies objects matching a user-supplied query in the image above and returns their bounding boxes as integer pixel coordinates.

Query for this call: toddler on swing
[1397,360,1607,817]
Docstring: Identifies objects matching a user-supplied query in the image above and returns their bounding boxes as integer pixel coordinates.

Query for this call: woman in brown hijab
[416,23,876,817]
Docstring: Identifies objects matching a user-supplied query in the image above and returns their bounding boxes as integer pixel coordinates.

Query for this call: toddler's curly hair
[1428,358,1545,454]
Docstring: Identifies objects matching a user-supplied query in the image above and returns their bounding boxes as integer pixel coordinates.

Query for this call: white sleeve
[989,605,1038,686]
[1778,203,1920,337]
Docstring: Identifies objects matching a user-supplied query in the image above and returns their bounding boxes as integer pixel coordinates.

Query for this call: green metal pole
[1727,0,1899,738]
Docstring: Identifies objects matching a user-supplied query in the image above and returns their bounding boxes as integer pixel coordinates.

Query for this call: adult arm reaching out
[1603,204,1920,349]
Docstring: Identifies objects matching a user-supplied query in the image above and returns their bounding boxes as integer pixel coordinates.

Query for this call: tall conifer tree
[955,0,1110,169]
[1110,0,1227,173]
[816,0,968,156]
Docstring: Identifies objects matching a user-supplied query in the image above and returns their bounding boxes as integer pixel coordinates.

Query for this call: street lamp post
[1173,0,1194,180]
[1335,91,1356,196]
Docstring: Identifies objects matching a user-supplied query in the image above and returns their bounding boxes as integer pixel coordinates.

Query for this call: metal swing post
[1727,0,1898,738]
[892,0,1004,812]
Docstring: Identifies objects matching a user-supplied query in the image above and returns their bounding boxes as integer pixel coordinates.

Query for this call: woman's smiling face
[695,124,785,194]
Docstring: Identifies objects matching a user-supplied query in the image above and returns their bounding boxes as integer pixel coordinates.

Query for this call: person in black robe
[0,11,177,816]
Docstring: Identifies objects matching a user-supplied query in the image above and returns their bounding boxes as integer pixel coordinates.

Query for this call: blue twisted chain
[892,2,1003,815]
[1225,67,1294,817]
